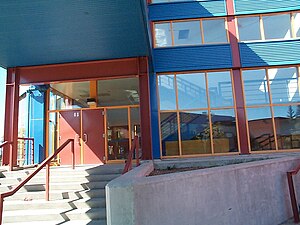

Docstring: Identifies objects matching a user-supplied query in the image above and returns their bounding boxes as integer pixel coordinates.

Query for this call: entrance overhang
[0,0,150,68]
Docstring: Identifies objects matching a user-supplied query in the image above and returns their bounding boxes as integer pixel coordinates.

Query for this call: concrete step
[3,207,106,223]
[3,219,107,225]
[0,181,108,193]
[3,198,106,211]
[4,188,105,201]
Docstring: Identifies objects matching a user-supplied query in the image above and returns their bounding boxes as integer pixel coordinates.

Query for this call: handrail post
[287,172,300,223]
[0,195,3,225]
[46,163,50,201]
[9,143,13,171]
[135,136,140,167]
[71,140,75,170]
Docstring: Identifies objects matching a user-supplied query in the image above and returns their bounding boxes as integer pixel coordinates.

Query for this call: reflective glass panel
[180,111,211,155]
[173,21,201,46]
[155,23,172,47]
[295,13,300,37]
[211,109,238,153]
[274,106,300,150]
[130,107,141,150]
[161,112,179,156]
[48,112,58,156]
[50,81,90,110]
[97,78,139,107]
[177,73,207,109]
[242,69,269,106]
[158,75,177,110]
[107,108,129,160]
[268,67,299,104]
[207,71,234,108]
[237,17,261,41]
[202,19,227,43]
[247,107,275,151]
[263,14,291,40]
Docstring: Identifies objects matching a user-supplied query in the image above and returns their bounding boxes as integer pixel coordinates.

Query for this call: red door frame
[3,57,152,168]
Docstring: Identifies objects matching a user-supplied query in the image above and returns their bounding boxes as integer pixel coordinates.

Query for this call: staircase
[0,164,124,225]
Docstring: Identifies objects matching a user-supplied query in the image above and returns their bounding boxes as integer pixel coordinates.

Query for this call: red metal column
[3,68,20,167]
[226,0,250,154]
[138,57,153,160]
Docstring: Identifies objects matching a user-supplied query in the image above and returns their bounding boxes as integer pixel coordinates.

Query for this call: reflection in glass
[48,112,58,156]
[107,109,129,160]
[158,75,177,110]
[211,109,238,153]
[161,112,179,156]
[155,23,172,47]
[173,21,201,46]
[50,81,90,110]
[97,78,139,107]
[180,111,211,155]
[130,107,141,152]
[247,107,275,151]
[274,106,300,150]
[268,67,299,104]
[202,19,227,43]
[237,17,261,41]
[177,73,207,109]
[207,71,234,108]
[242,69,269,105]
[295,13,300,37]
[263,14,291,40]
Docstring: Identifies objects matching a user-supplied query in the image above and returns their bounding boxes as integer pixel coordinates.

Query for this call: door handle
[75,134,81,146]
[83,133,88,143]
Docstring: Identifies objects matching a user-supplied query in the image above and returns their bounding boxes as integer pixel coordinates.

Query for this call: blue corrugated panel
[149,0,226,21]
[153,44,232,73]
[235,0,300,15]
[149,73,161,159]
[240,40,300,67]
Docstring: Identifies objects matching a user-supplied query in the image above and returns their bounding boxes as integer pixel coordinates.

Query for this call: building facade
[2,0,300,166]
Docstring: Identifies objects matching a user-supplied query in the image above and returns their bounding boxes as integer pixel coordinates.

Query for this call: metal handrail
[0,139,75,224]
[17,137,35,165]
[0,141,13,171]
[123,136,140,174]
[287,164,300,223]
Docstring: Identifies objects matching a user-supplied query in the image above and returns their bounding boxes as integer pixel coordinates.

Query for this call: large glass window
[97,78,139,107]
[238,12,299,42]
[173,21,201,46]
[295,13,300,37]
[202,19,227,43]
[158,75,177,110]
[158,70,237,157]
[154,18,228,48]
[263,14,291,40]
[237,17,261,41]
[177,73,207,109]
[242,69,269,106]
[207,71,234,108]
[243,66,300,152]
[154,23,172,47]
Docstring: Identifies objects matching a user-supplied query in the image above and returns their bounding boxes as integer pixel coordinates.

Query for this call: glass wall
[237,12,300,42]
[242,66,300,151]
[158,71,238,157]
[154,18,228,47]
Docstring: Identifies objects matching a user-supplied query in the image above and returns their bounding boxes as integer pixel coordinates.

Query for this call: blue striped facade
[153,45,233,73]
[239,40,300,68]
[149,0,226,21]
[234,0,300,15]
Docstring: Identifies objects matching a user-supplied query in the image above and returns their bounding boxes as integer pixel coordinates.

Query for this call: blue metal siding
[149,0,226,21]
[234,0,300,15]
[153,45,232,73]
[239,40,300,68]
[149,73,161,159]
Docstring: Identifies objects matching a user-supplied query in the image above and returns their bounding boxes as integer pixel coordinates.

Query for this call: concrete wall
[106,157,300,225]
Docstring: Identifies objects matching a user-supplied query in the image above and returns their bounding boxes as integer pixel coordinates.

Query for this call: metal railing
[123,136,140,174]
[287,164,300,223]
[0,141,13,171]
[0,139,75,224]
[17,137,34,166]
